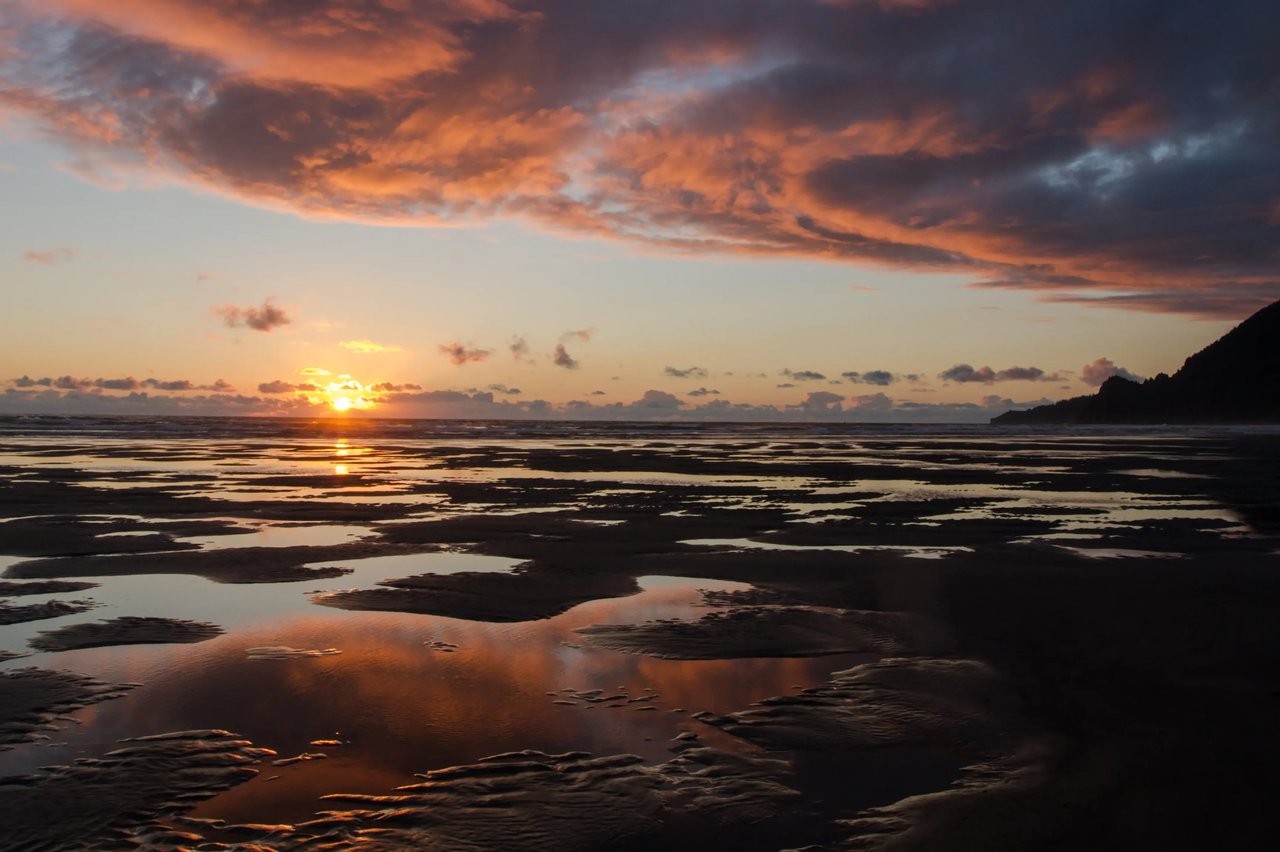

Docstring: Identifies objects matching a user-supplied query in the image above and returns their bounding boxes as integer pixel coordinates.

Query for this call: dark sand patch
[0,580,98,596]
[5,541,434,584]
[315,568,642,622]
[0,517,210,558]
[0,598,96,626]
[577,607,946,659]
[0,668,135,750]
[29,616,224,652]
[0,730,272,849]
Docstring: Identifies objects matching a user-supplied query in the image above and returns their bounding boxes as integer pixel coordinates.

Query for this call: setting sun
[331,397,352,412]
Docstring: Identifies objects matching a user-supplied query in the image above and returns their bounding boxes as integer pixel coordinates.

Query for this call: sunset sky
[1,0,1275,421]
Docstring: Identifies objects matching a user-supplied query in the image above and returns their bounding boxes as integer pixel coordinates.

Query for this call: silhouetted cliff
[993,300,1280,424]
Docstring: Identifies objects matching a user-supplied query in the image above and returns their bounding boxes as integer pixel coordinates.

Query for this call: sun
[330,396,353,412]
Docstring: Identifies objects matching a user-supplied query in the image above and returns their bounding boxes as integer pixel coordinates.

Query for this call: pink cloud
[2,0,1275,317]
[22,247,77,264]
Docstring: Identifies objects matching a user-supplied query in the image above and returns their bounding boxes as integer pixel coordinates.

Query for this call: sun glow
[310,374,375,413]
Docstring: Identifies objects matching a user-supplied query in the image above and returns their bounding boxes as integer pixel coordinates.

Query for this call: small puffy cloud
[195,272,214,283]
[635,390,682,409]
[664,366,709,379]
[687,387,720,397]
[215,299,290,332]
[940,364,1062,383]
[994,366,1062,381]
[782,369,827,381]
[842,370,897,386]
[300,367,331,377]
[340,340,403,354]
[22,247,76,265]
[1081,357,1143,386]
[53,376,92,390]
[553,343,579,369]
[509,336,531,362]
[258,380,300,394]
[11,375,53,388]
[939,364,998,383]
[207,379,235,392]
[488,383,522,395]
[588,390,607,396]
[439,342,491,366]
[776,382,796,388]
[560,328,594,343]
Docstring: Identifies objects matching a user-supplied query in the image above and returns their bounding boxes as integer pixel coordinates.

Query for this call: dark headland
[993,300,1280,425]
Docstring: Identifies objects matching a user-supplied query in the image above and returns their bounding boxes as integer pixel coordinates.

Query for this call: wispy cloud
[781,369,827,382]
[559,328,594,343]
[340,340,403,354]
[22,247,76,265]
[439,342,490,366]
[664,366,709,379]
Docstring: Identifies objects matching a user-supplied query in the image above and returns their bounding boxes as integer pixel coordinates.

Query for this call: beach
[1,416,1278,849]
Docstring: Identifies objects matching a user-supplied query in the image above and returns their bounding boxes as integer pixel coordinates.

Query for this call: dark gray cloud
[552,344,579,369]
[6,1,1275,317]
[215,299,290,332]
[95,377,141,391]
[939,364,1063,383]
[488,383,522,395]
[439,342,491,366]
[781,369,827,381]
[664,366,709,379]
[144,378,195,391]
[842,370,897,386]
[509,337,531,362]
[686,387,720,397]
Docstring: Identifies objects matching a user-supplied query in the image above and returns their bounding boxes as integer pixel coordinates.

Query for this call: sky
[0,0,1275,422]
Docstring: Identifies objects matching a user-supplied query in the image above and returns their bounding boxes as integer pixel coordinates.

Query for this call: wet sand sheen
[1,420,1278,848]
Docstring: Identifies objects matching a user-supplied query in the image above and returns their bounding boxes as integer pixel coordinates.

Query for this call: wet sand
[0,418,1278,849]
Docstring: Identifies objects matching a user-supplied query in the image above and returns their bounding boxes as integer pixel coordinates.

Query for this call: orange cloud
[340,340,403,354]
[3,0,1277,317]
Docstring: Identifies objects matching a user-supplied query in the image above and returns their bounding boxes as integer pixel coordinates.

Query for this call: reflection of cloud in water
[0,576,859,827]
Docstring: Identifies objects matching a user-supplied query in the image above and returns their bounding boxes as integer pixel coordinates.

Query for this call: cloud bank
[3,0,1276,317]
